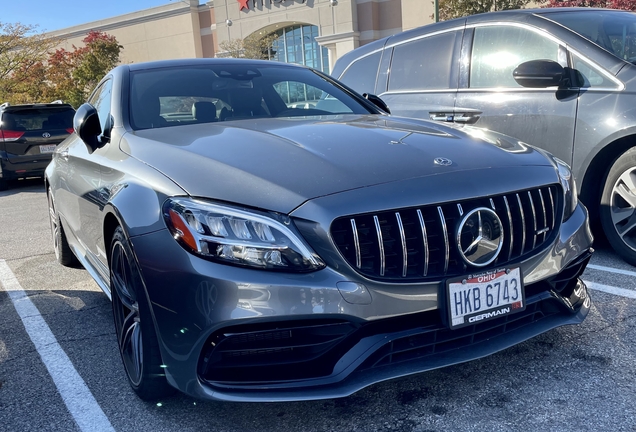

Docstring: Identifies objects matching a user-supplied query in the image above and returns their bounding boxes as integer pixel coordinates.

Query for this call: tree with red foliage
[542,0,636,9]
[44,30,122,107]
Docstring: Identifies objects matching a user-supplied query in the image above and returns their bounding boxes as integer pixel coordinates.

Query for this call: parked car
[46,58,592,402]
[0,101,75,190]
[332,7,636,266]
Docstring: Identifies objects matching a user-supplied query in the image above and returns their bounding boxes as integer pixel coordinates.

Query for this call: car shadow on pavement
[0,178,45,196]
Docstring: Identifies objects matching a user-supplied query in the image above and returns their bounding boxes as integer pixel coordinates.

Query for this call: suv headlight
[163,198,325,272]
[554,158,578,221]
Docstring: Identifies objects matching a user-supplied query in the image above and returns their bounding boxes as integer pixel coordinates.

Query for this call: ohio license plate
[447,267,524,330]
[40,144,57,153]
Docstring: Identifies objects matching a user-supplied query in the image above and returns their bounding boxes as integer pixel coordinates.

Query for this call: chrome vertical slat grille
[395,212,408,278]
[538,189,548,243]
[438,206,450,275]
[527,191,537,250]
[373,215,386,277]
[516,194,526,255]
[330,185,562,281]
[417,209,429,277]
[548,188,556,230]
[503,196,514,262]
[351,219,362,269]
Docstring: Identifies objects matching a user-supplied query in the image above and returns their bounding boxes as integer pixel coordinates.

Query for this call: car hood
[121,115,553,214]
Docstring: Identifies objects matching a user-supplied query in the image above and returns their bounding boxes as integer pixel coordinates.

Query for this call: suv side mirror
[73,103,102,151]
[513,60,565,88]
[363,93,391,114]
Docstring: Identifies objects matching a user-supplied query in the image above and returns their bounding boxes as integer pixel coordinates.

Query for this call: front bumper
[130,203,593,401]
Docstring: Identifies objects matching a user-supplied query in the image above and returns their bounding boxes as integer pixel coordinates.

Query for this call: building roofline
[44,1,211,39]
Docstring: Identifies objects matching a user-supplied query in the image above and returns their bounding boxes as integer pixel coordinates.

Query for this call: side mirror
[363,93,391,114]
[513,60,565,88]
[73,103,102,151]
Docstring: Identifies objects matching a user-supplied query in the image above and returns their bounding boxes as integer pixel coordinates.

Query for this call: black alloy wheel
[601,149,636,266]
[110,227,174,400]
[47,188,78,267]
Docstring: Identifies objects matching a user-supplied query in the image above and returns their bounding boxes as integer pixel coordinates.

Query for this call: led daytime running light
[163,198,324,271]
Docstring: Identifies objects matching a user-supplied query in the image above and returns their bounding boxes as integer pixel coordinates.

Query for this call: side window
[470,26,560,88]
[388,31,459,92]
[339,51,382,95]
[273,81,354,114]
[88,79,113,132]
[571,52,616,88]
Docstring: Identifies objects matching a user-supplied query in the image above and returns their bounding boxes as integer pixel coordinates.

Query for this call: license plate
[40,144,57,153]
[447,267,524,330]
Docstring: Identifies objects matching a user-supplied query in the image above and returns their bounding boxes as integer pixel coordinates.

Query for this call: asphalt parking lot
[1,178,635,432]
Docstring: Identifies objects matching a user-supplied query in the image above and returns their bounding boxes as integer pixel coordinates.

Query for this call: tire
[110,227,175,401]
[47,188,79,267]
[0,179,7,191]
[600,148,636,266]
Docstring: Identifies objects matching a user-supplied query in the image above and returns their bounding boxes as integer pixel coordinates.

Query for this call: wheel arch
[103,211,121,268]
[579,134,636,222]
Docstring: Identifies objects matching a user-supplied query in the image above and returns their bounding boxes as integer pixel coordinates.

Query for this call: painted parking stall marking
[586,263,636,278]
[584,280,636,300]
[0,259,115,432]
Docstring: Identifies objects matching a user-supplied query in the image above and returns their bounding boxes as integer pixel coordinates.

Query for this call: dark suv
[0,102,75,190]
[332,8,636,266]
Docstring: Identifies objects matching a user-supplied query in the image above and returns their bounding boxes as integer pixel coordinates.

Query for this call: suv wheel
[0,179,7,191]
[600,148,636,266]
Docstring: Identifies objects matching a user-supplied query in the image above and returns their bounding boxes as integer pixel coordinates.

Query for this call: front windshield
[542,10,636,64]
[129,63,372,130]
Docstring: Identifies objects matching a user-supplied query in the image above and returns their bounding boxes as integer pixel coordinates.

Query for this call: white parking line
[584,280,636,299]
[0,260,115,432]
[587,264,636,278]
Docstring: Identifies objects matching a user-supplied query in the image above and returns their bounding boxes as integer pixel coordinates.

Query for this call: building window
[269,25,329,73]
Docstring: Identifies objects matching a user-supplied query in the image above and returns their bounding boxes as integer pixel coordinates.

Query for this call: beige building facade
[47,0,436,72]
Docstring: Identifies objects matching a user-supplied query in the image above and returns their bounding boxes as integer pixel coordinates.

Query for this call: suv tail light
[66,128,74,134]
[0,130,25,142]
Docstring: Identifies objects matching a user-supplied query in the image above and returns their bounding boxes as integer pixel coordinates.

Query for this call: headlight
[163,198,325,272]
[554,158,578,221]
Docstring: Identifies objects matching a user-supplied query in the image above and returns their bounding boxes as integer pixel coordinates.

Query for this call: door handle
[453,112,481,124]
[430,111,482,124]
[59,150,69,161]
[429,113,455,122]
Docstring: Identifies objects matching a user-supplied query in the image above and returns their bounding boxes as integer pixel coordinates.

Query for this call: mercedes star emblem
[434,157,452,166]
[457,207,504,267]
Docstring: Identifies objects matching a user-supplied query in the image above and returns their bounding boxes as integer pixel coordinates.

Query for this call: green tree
[437,0,532,21]
[0,22,55,103]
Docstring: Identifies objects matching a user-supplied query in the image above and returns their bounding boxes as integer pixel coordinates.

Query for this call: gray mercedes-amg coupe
[46,59,593,402]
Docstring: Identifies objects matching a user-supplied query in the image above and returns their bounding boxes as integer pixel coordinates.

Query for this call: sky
[2,0,198,33]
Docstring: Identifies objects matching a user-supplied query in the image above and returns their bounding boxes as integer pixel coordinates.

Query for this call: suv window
[571,52,615,88]
[470,26,560,88]
[1,107,74,132]
[543,10,636,63]
[339,51,382,95]
[388,31,459,92]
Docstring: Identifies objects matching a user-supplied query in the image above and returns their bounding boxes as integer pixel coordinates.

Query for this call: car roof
[125,58,310,72]
[0,102,74,112]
